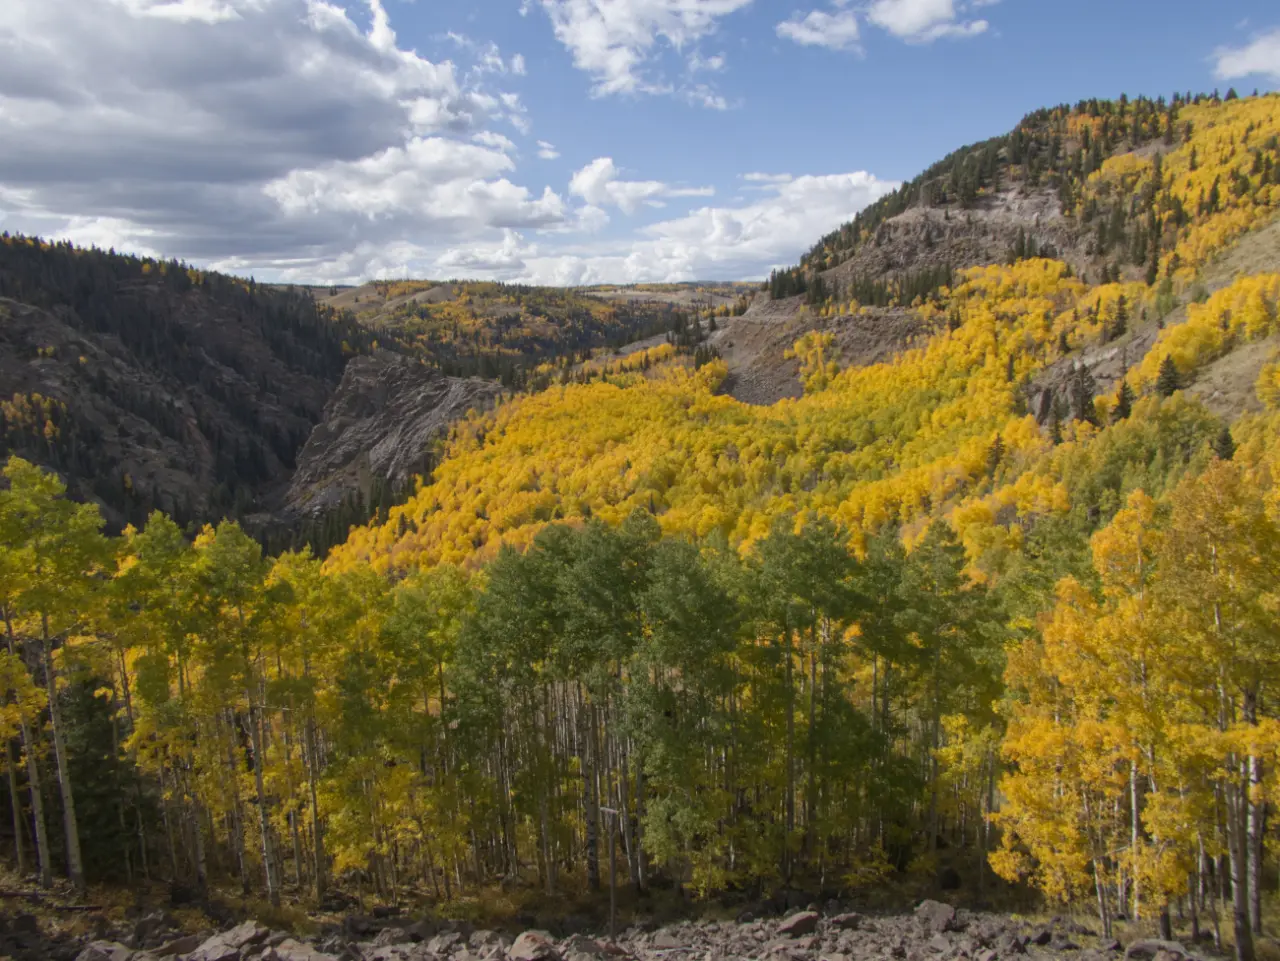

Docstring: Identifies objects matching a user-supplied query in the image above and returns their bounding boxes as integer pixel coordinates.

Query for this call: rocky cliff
[286,351,502,516]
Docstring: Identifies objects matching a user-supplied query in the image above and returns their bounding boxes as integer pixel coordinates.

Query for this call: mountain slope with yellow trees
[3,92,1280,956]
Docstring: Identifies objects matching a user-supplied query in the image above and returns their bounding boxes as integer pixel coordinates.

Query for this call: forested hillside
[3,91,1280,961]
[0,237,378,529]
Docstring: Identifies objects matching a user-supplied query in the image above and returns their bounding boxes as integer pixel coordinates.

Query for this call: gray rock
[189,922,271,961]
[778,913,820,938]
[829,915,861,932]
[76,943,135,961]
[509,932,559,961]
[269,939,340,961]
[916,902,962,935]
[286,352,502,516]
[154,935,202,958]
[428,932,465,955]
[1124,942,1197,961]
[1029,931,1052,947]
[372,930,411,949]
[650,932,681,950]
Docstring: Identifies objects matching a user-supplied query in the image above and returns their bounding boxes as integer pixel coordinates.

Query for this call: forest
[1,91,1280,961]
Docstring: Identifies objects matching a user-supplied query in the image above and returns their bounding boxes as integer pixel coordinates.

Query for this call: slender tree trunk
[5,614,50,888]
[40,622,84,895]
[6,740,27,876]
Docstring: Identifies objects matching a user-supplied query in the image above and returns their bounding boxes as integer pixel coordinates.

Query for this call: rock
[1030,931,1052,947]
[12,915,40,936]
[777,913,820,938]
[976,950,997,961]
[269,939,339,961]
[372,930,411,949]
[76,943,135,961]
[916,902,962,935]
[650,932,682,950]
[736,912,756,925]
[427,932,465,954]
[928,935,952,954]
[560,937,607,958]
[1102,942,1123,953]
[345,918,379,940]
[131,913,177,949]
[189,922,271,961]
[1124,942,1196,961]
[154,935,202,958]
[286,352,502,516]
[829,914,861,932]
[509,932,559,961]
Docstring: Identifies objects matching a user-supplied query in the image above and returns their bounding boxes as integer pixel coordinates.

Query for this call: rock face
[286,351,502,516]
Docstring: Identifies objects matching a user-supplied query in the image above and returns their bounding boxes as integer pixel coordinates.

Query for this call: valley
[1,89,1280,961]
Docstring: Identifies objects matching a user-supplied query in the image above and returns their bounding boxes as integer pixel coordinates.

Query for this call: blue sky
[1,0,1278,285]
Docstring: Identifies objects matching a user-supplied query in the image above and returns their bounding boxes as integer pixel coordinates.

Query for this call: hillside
[0,246,710,538]
[0,237,378,530]
[3,91,1280,956]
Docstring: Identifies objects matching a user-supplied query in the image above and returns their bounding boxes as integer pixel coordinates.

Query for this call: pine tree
[1212,425,1236,461]
[1113,379,1135,422]
[1156,355,1182,397]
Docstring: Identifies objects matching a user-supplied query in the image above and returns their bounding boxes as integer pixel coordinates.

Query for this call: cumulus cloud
[777,0,990,51]
[0,0,560,278]
[537,141,562,160]
[494,168,899,285]
[569,158,714,214]
[866,0,987,41]
[1213,29,1280,83]
[776,8,860,50]
[538,0,750,104]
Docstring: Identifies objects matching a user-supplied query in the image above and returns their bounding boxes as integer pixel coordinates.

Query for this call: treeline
[0,455,1006,907]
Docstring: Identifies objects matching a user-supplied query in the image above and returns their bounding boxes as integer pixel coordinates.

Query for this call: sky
[1,1,1279,286]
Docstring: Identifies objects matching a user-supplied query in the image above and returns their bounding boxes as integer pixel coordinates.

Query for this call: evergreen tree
[1156,355,1182,397]
[1212,424,1236,461]
[1112,379,1135,423]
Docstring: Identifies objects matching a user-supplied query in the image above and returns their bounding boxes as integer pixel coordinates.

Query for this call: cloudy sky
[1,0,1278,285]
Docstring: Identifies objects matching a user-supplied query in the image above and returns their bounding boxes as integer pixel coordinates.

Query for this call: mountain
[0,239,724,539]
[0,237,377,531]
[333,90,1280,573]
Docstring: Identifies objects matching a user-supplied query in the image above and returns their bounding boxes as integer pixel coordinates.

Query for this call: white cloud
[537,140,562,160]
[865,0,987,42]
[777,0,990,51]
[474,131,518,152]
[511,53,528,75]
[569,157,714,214]
[776,8,860,50]
[1213,29,1280,83]
[538,0,751,104]
[0,0,564,280]
[509,168,899,284]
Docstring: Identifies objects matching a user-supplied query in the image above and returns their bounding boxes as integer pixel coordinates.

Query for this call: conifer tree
[1156,355,1182,396]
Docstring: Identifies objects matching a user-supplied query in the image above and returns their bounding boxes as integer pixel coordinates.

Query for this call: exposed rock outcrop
[286,351,502,515]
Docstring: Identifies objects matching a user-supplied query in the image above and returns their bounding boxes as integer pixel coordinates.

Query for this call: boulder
[76,943,135,961]
[1124,942,1198,961]
[777,913,820,938]
[428,932,465,955]
[269,939,340,961]
[1030,931,1052,947]
[154,935,202,958]
[915,902,962,935]
[509,932,559,961]
[189,922,271,961]
[650,931,681,950]
[372,929,412,948]
[829,914,862,932]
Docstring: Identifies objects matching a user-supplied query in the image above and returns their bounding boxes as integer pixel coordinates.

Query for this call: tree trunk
[40,624,83,895]
[5,614,50,888]
[6,740,27,876]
